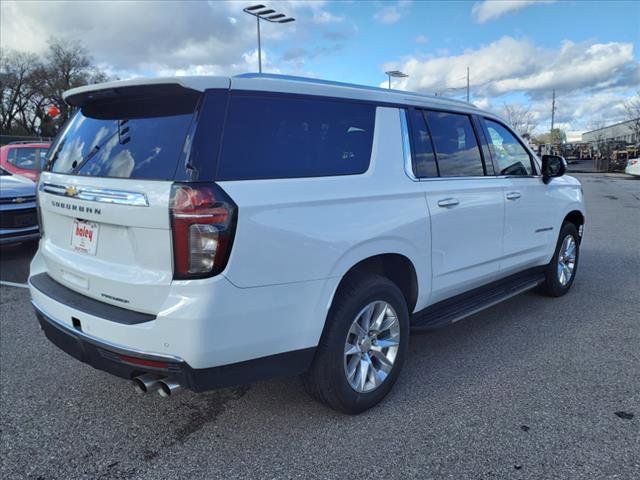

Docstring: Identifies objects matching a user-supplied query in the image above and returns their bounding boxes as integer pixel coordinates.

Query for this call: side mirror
[541,155,566,184]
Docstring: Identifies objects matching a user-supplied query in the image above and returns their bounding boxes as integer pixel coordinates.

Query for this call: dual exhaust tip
[133,373,182,397]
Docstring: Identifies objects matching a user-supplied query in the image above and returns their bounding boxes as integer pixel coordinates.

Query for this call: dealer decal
[75,223,94,242]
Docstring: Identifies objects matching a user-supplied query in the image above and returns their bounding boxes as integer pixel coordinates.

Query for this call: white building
[582,119,639,145]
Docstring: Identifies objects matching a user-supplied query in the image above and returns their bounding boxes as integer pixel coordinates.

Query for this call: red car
[0,141,51,182]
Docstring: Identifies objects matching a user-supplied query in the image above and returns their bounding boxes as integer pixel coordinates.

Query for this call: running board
[411,268,545,330]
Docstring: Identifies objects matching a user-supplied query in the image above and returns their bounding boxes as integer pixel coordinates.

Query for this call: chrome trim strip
[40,183,149,207]
[31,299,184,363]
[399,109,419,182]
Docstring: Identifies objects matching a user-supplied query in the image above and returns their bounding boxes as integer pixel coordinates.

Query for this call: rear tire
[302,273,409,414]
[539,222,580,297]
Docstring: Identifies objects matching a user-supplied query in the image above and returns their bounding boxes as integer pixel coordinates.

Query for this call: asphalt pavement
[1,173,638,480]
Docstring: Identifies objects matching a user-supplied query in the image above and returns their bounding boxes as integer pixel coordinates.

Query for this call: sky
[2,0,639,137]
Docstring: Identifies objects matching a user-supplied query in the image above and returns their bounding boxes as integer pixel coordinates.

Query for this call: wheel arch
[563,209,585,242]
[329,253,419,316]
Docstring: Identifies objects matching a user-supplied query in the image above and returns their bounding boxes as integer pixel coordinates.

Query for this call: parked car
[0,168,39,244]
[29,74,585,413]
[625,157,640,177]
[0,141,51,181]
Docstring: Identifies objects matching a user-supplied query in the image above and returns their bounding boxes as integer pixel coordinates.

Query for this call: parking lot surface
[1,173,638,480]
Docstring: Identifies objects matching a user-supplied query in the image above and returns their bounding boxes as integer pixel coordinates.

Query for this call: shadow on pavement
[0,240,38,283]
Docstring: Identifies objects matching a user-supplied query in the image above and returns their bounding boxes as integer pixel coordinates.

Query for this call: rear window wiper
[71,120,130,174]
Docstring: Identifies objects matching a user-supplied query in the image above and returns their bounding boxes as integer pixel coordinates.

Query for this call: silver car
[0,169,39,244]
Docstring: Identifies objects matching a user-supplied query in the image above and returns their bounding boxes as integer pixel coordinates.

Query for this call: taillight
[169,183,237,279]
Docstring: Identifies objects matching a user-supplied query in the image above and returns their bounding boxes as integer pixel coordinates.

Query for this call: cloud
[382,36,638,132]
[473,97,492,110]
[279,44,343,71]
[525,89,634,134]
[313,10,344,24]
[472,0,555,24]
[382,37,637,97]
[374,0,412,24]
[0,0,346,77]
[415,35,428,45]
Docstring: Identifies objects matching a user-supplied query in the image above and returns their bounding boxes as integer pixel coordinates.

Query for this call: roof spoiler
[63,76,230,107]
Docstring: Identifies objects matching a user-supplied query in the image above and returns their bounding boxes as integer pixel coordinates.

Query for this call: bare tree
[0,49,43,134]
[623,91,640,144]
[502,103,537,138]
[1,38,109,136]
[40,38,109,133]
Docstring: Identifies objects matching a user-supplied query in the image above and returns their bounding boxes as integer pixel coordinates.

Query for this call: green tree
[534,128,566,145]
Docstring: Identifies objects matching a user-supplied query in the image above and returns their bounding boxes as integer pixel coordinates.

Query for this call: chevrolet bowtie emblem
[13,197,26,203]
[65,186,79,197]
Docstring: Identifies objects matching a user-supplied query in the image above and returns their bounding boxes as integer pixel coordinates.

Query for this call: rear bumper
[33,301,315,392]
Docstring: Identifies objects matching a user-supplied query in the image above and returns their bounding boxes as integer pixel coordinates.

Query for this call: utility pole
[466,66,470,102]
[550,88,556,132]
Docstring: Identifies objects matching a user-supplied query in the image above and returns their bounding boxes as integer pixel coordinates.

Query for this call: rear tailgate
[38,172,173,314]
[33,82,216,315]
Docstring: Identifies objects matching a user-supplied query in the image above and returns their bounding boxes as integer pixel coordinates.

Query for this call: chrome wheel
[557,234,577,286]
[343,301,400,393]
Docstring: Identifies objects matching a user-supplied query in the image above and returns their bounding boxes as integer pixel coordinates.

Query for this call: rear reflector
[169,183,237,279]
[118,355,169,370]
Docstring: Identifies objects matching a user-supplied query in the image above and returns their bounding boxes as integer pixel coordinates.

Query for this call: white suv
[29,74,585,413]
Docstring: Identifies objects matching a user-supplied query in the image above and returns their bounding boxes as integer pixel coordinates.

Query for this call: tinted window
[8,147,39,170]
[217,95,375,180]
[425,111,484,177]
[47,94,198,180]
[484,119,533,176]
[408,109,437,177]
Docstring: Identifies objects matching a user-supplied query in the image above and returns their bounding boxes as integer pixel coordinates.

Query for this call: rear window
[216,94,375,180]
[47,92,199,180]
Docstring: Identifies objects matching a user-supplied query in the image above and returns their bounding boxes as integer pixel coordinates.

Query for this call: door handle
[437,198,460,207]
[506,191,522,200]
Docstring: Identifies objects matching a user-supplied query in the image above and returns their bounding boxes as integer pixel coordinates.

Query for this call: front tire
[539,222,580,297]
[303,273,409,414]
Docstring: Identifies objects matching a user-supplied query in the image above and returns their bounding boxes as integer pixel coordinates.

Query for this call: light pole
[243,4,295,73]
[385,70,408,89]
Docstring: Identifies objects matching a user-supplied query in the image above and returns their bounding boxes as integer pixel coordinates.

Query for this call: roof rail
[234,73,474,107]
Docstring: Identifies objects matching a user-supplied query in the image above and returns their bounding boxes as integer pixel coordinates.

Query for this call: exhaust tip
[133,378,147,394]
[132,374,162,394]
[157,378,182,398]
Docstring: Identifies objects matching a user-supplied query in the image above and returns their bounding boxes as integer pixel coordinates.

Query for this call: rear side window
[484,119,534,176]
[425,111,484,177]
[217,94,375,180]
[408,109,438,177]
[47,92,199,180]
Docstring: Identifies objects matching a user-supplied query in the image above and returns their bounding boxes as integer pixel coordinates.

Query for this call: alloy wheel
[343,301,401,393]
[557,234,577,286]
